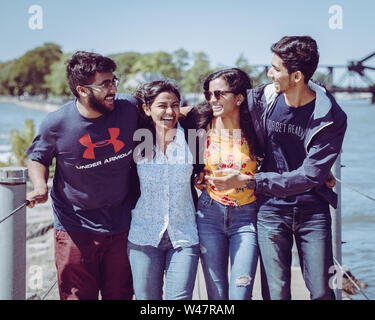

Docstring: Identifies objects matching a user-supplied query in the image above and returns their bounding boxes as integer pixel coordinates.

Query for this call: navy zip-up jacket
[247,81,347,209]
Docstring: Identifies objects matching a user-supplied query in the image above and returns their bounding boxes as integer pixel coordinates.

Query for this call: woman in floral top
[194,68,261,300]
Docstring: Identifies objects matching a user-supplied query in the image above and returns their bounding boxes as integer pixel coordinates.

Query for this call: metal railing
[0,167,27,300]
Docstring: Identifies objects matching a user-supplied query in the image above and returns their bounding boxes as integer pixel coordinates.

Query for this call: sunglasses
[204,90,235,101]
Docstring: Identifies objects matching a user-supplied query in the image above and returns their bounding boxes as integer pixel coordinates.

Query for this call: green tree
[181,52,213,94]
[235,53,269,87]
[235,53,253,75]
[130,51,180,80]
[44,53,72,97]
[172,48,190,83]
[13,43,62,96]
[110,52,142,80]
[0,61,18,95]
[110,52,142,91]
[9,119,35,167]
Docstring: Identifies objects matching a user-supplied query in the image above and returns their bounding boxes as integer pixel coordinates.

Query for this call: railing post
[330,152,342,300]
[0,167,28,300]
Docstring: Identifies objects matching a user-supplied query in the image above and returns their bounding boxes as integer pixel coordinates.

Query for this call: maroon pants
[54,229,133,300]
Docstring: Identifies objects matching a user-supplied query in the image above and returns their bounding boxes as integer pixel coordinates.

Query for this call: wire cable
[336,177,375,202]
[333,257,371,300]
[0,200,32,224]
[41,280,58,300]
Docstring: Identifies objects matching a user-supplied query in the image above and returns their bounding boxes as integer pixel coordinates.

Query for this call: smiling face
[267,54,295,94]
[143,91,180,132]
[86,71,118,114]
[207,77,242,119]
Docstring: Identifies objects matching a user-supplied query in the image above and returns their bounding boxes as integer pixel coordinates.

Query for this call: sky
[0,0,374,81]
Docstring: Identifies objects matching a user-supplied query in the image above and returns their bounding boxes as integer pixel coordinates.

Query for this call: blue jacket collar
[263,81,333,120]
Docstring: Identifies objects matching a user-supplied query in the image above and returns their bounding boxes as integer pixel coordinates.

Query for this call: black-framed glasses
[84,77,119,90]
[204,90,235,101]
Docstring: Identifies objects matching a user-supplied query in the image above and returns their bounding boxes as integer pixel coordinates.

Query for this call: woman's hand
[325,171,336,189]
[205,168,254,191]
[194,171,207,191]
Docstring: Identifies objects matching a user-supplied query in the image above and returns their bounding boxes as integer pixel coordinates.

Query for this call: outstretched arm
[26,159,49,208]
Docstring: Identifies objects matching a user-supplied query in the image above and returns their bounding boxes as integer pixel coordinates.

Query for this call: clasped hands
[194,168,254,191]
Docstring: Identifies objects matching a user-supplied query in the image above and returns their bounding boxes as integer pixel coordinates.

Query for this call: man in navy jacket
[207,36,347,299]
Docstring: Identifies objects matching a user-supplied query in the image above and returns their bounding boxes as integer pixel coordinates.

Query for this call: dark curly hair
[195,68,260,159]
[66,51,117,98]
[271,36,319,83]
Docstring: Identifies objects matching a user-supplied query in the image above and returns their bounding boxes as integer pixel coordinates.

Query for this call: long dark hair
[195,68,260,159]
[133,79,181,151]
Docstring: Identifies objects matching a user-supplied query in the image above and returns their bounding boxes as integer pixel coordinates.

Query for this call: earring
[237,101,241,105]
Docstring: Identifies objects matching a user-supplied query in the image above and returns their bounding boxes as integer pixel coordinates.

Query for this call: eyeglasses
[84,77,119,90]
[204,90,235,101]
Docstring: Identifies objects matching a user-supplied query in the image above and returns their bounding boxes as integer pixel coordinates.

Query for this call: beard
[88,90,114,115]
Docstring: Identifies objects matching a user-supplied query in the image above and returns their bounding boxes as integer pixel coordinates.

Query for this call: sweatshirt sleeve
[254,112,347,198]
[26,115,57,167]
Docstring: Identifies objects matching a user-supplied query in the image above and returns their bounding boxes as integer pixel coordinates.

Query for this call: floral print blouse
[204,128,257,206]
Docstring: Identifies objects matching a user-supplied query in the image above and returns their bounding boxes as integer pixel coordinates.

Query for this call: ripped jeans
[196,190,258,300]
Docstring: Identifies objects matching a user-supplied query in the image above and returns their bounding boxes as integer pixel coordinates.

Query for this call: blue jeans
[257,207,336,300]
[127,232,199,300]
[196,190,258,300]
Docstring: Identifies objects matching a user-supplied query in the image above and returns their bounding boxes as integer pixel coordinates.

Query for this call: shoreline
[0,96,61,113]
[0,96,61,163]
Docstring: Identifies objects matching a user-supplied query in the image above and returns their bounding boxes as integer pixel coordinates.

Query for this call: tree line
[0,43,269,98]
[0,43,268,168]
[0,43,330,168]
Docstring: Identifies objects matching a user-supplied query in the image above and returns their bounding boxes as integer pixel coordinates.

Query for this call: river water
[0,99,374,300]
[0,102,47,163]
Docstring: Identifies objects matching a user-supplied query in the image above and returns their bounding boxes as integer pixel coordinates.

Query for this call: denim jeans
[127,231,199,300]
[196,190,258,300]
[257,207,336,300]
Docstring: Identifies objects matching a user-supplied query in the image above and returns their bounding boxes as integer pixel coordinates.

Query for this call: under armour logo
[79,128,125,159]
